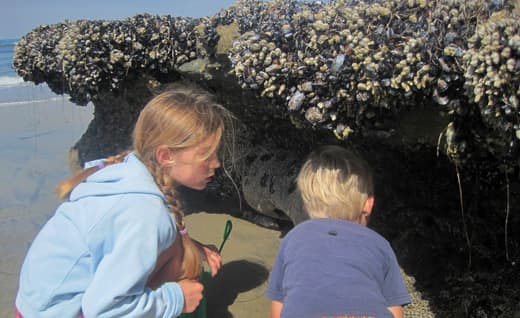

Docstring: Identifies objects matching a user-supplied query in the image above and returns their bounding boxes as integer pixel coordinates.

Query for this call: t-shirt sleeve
[265,239,286,302]
[382,245,412,307]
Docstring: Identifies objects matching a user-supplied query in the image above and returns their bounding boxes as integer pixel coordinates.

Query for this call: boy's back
[266,218,410,318]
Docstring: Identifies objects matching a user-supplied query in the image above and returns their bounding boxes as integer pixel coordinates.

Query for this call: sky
[0,0,238,39]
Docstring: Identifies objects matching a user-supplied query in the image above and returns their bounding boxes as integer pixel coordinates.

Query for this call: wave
[0,96,69,108]
[0,78,67,106]
[0,75,27,88]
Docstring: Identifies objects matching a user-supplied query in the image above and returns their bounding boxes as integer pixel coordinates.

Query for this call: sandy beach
[0,98,282,318]
[184,213,281,318]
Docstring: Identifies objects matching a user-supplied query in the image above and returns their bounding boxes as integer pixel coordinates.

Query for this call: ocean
[0,38,63,106]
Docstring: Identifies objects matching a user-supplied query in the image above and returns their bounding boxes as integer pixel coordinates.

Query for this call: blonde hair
[297,145,373,222]
[56,84,232,280]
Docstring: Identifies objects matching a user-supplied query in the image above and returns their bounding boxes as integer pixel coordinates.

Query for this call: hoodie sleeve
[81,197,184,318]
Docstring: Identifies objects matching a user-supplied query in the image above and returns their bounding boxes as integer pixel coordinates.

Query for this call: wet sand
[0,98,282,318]
[185,212,281,318]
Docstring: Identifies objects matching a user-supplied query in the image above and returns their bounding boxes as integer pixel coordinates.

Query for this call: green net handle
[179,220,232,318]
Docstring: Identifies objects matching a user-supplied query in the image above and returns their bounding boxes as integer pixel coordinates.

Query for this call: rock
[12,0,520,169]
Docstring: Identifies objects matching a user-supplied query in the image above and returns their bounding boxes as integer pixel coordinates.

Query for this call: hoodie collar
[69,153,166,203]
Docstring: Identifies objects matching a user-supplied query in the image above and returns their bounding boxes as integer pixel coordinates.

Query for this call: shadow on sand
[204,260,269,318]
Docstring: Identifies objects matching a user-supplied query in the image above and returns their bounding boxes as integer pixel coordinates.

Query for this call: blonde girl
[16,85,231,317]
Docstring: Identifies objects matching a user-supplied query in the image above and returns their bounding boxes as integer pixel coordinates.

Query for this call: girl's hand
[194,240,222,276]
[178,279,204,313]
[201,244,222,276]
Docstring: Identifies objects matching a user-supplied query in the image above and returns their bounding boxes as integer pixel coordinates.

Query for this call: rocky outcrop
[13,0,520,169]
[12,1,520,317]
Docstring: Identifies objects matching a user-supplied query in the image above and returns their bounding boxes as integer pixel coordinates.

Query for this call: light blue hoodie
[16,153,185,318]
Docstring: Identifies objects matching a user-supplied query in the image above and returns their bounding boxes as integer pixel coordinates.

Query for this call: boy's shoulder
[289,218,390,245]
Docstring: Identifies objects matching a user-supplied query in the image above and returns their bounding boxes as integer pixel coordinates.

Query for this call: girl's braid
[143,157,203,280]
[148,160,183,226]
[104,150,132,165]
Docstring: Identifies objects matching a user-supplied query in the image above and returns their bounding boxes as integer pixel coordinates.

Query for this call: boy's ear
[155,146,175,165]
[363,196,375,215]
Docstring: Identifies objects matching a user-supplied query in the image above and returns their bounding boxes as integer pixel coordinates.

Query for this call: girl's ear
[155,146,175,165]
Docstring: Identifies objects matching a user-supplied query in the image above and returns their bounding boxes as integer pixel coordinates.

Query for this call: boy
[266,145,411,318]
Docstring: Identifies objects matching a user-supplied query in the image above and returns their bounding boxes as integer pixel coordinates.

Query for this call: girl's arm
[388,305,404,318]
[270,300,283,318]
[82,202,186,318]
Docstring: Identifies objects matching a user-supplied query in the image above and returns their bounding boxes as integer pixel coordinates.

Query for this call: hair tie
[179,227,188,236]
[97,161,105,169]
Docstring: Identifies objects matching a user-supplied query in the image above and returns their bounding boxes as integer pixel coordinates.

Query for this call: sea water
[0,38,63,105]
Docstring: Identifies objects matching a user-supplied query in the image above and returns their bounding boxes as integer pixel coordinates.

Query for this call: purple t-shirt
[266,218,410,318]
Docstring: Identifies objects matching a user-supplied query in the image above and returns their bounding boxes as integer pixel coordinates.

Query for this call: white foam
[0,75,26,88]
[0,96,67,108]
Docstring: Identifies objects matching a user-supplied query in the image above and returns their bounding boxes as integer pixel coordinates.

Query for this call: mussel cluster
[13,23,68,94]
[12,0,520,168]
[225,0,517,165]
[14,14,218,105]
[463,12,520,164]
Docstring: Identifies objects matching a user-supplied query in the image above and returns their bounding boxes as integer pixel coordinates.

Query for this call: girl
[16,85,231,317]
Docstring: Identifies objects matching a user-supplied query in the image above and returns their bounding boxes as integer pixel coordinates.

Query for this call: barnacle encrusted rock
[224,0,519,168]
[13,0,520,171]
[463,11,520,163]
[14,14,213,106]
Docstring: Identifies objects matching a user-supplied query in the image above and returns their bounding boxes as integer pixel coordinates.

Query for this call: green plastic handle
[180,220,233,318]
[218,220,233,253]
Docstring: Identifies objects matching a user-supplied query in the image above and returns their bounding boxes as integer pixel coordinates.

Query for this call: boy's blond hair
[297,145,373,221]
